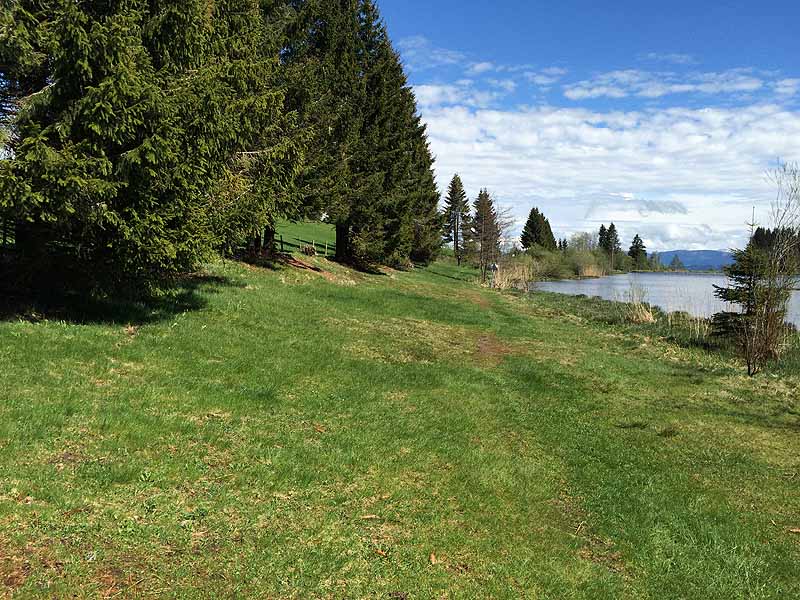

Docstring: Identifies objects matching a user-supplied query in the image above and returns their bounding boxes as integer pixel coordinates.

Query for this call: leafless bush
[493,260,536,290]
[716,162,800,375]
[624,284,657,324]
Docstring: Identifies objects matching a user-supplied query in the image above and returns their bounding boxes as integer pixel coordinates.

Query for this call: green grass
[1,249,799,598]
[275,219,337,256]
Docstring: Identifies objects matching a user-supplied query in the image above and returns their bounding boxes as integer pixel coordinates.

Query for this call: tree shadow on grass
[0,271,242,326]
[424,265,477,283]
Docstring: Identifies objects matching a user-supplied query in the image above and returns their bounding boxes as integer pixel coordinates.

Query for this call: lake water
[532,272,800,323]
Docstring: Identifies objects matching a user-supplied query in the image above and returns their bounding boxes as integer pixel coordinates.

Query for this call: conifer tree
[628,234,648,269]
[598,224,608,251]
[1,0,300,288]
[521,207,557,250]
[471,189,501,282]
[600,223,622,270]
[442,174,470,265]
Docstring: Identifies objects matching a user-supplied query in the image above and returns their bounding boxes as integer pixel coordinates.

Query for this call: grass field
[275,220,337,256]
[1,225,799,598]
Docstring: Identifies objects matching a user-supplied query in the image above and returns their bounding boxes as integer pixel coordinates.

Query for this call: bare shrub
[624,284,656,324]
[494,260,536,290]
[715,162,800,375]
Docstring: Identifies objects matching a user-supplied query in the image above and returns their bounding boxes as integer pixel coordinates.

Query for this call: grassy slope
[275,219,337,256]
[1,238,799,597]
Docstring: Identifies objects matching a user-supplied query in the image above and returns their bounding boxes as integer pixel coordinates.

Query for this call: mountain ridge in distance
[654,250,734,271]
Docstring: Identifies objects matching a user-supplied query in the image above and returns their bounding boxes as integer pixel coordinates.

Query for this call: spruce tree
[598,224,608,252]
[521,208,541,250]
[540,213,557,251]
[606,223,621,268]
[628,234,647,269]
[521,207,557,251]
[443,174,470,265]
[472,189,501,282]
[1,0,300,288]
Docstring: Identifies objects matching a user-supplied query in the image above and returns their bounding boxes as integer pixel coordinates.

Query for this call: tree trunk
[335,222,350,262]
[263,226,276,257]
[15,219,46,258]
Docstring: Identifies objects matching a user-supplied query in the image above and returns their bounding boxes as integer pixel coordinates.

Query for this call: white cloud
[641,52,698,65]
[414,84,502,109]
[525,68,569,87]
[467,61,495,75]
[774,79,800,97]
[488,78,517,93]
[417,99,800,250]
[564,69,765,100]
[397,36,465,71]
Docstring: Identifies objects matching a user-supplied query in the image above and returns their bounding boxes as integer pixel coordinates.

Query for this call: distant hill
[655,250,734,272]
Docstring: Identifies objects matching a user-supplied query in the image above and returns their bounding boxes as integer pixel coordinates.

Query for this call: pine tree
[628,234,648,269]
[283,0,437,267]
[281,0,364,262]
[1,0,300,288]
[598,224,608,252]
[521,207,557,251]
[471,189,501,282]
[520,208,541,249]
[605,223,621,269]
[442,175,470,265]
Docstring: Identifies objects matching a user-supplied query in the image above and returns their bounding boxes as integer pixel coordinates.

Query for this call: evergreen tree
[521,207,557,251]
[471,189,501,282]
[605,223,622,268]
[284,0,437,267]
[598,224,608,251]
[1,0,300,288]
[442,174,470,265]
[520,208,541,250]
[628,234,648,269]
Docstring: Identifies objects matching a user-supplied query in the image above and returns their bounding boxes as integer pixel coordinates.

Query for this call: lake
[532,272,800,323]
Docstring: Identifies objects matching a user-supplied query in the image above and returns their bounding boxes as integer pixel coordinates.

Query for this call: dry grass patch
[326,317,478,365]
[0,540,29,596]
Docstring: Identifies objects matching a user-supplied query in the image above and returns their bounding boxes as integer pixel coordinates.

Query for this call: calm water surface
[532,272,800,323]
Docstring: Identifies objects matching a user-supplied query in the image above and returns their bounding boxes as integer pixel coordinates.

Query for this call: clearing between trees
[1,236,799,598]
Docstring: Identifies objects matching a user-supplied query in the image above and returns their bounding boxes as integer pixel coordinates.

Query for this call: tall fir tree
[442,174,470,265]
[598,224,608,251]
[1,0,300,288]
[520,207,557,251]
[600,223,622,268]
[628,234,648,269]
[471,188,501,282]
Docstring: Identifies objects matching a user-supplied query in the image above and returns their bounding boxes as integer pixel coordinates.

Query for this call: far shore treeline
[441,173,688,281]
[0,0,441,291]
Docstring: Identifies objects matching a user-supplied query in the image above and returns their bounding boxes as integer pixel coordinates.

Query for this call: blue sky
[380,0,800,251]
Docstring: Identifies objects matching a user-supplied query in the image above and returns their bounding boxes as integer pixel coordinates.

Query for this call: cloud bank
[419,103,800,250]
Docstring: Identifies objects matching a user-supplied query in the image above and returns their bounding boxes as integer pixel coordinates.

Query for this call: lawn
[1,231,799,598]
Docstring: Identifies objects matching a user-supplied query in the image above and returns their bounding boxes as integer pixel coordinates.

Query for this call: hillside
[1,238,799,597]
[657,250,734,271]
